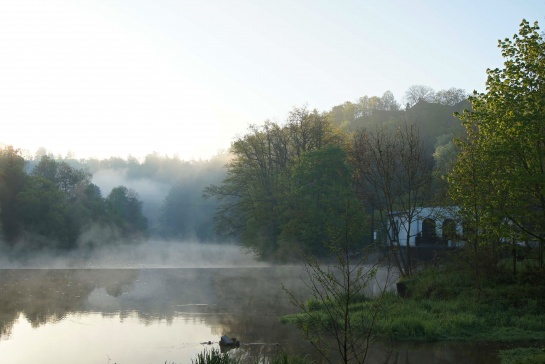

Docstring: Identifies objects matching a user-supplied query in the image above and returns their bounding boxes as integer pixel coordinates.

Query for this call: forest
[0,87,465,257]
[0,20,543,279]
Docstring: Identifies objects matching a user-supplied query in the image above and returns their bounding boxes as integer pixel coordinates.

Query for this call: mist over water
[0,163,254,269]
[0,240,267,269]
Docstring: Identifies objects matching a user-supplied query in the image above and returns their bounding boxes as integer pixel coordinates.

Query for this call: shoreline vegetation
[190,257,545,364]
[280,262,545,363]
[192,19,545,364]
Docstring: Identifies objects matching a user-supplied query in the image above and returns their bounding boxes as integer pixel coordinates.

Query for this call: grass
[190,348,314,364]
[498,347,545,364]
[282,265,545,342]
[191,348,240,364]
[269,352,314,364]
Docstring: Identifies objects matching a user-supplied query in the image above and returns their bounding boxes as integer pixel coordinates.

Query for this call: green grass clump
[190,349,313,364]
[191,348,240,364]
[498,347,545,364]
[269,352,314,364]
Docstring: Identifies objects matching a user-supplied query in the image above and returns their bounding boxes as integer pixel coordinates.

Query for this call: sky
[1,0,544,161]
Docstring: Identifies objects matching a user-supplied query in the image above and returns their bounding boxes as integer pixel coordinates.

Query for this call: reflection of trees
[0,267,312,348]
[0,269,138,338]
[205,267,313,356]
[0,268,502,362]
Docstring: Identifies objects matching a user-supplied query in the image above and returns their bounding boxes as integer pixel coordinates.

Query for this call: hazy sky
[1,0,544,160]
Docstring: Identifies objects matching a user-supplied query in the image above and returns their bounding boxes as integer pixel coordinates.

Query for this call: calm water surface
[0,267,509,363]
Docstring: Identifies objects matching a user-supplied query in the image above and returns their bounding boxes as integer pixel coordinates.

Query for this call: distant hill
[328,99,470,152]
[404,100,470,151]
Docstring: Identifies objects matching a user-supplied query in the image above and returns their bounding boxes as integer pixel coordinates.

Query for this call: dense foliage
[1,92,468,258]
[205,95,468,260]
[449,20,545,286]
[204,107,370,260]
[0,150,148,251]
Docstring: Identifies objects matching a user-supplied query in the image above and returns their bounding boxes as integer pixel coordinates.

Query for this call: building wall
[388,207,463,247]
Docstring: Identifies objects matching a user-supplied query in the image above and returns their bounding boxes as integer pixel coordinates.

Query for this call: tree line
[207,19,545,282]
[0,151,147,252]
[2,20,541,276]
[0,90,464,259]
[203,103,443,267]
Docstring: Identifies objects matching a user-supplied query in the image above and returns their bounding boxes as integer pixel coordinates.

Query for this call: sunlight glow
[1,0,543,160]
[0,312,212,363]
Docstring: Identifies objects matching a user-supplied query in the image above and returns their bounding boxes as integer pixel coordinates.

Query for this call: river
[0,265,507,363]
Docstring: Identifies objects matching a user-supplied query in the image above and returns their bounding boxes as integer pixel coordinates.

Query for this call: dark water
[0,267,509,363]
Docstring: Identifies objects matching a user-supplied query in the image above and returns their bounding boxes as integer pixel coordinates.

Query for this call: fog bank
[0,240,267,269]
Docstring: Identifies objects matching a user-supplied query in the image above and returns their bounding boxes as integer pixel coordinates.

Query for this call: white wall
[388,207,463,247]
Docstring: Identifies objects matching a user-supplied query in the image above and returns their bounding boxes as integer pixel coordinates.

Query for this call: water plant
[190,349,313,364]
[191,348,240,364]
[269,352,314,364]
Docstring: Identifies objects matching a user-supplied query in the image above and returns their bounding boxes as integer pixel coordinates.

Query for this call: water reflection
[0,267,512,363]
[0,267,313,363]
[0,269,139,337]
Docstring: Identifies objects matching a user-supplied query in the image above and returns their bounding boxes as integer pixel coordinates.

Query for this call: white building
[388,207,464,247]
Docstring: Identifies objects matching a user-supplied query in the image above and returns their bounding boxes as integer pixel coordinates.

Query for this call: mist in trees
[0,143,233,257]
[204,96,462,261]
[0,151,149,252]
[1,80,470,261]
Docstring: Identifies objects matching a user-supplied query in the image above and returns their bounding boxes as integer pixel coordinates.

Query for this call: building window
[422,218,436,244]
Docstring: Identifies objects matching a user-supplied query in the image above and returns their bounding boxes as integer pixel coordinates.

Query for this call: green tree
[32,155,92,200]
[433,88,467,106]
[329,101,357,127]
[64,183,109,247]
[105,186,148,240]
[0,146,28,241]
[29,156,99,247]
[77,183,106,221]
[380,90,400,111]
[205,106,345,259]
[205,122,289,257]
[451,20,545,270]
[448,127,506,291]
[17,175,70,248]
[279,146,366,257]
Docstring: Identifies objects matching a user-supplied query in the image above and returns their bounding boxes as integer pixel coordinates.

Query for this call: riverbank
[377,268,545,342]
[281,265,545,362]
